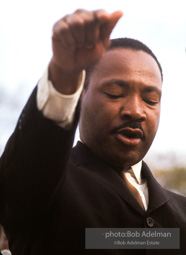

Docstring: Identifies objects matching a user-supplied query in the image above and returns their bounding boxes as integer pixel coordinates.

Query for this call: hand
[49,9,123,94]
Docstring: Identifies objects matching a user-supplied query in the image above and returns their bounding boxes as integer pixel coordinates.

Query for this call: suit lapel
[142,161,170,213]
[71,142,145,216]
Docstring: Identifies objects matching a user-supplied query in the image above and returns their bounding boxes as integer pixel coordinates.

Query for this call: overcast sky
[0,0,186,162]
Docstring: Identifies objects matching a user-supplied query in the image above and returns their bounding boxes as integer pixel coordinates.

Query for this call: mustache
[111,121,146,140]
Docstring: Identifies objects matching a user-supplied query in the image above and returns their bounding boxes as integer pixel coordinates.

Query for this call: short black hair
[84,37,163,89]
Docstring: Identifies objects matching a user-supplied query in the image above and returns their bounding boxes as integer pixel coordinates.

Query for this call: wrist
[49,59,83,95]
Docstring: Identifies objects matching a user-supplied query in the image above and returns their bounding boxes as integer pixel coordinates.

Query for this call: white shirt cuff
[1,250,12,255]
[37,68,85,128]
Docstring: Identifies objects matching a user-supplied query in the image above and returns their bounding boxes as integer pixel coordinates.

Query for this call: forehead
[88,48,162,90]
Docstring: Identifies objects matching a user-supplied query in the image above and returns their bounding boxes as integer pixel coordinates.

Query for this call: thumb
[100,11,123,48]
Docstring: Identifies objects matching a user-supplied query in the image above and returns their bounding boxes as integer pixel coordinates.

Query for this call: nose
[120,96,146,122]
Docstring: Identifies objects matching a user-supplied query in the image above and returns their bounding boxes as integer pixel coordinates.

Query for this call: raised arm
[0,9,122,237]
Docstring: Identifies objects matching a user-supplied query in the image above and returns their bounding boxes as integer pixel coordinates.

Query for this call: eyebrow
[142,86,162,97]
[101,79,130,88]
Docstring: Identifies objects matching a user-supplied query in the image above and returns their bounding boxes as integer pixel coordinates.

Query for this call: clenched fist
[49,9,123,94]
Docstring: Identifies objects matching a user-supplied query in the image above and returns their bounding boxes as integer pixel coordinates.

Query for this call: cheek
[84,94,115,120]
[95,102,120,130]
[146,111,160,138]
[81,98,119,141]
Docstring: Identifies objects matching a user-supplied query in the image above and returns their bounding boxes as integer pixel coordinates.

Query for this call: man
[0,9,185,255]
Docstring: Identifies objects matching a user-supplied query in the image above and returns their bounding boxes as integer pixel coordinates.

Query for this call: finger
[52,18,76,48]
[74,9,100,49]
[100,11,123,47]
[73,9,112,50]
[66,9,109,49]
[65,11,86,47]
[83,10,110,49]
[93,9,110,25]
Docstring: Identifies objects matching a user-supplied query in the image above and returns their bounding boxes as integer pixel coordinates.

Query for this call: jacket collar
[142,161,170,213]
[71,142,170,215]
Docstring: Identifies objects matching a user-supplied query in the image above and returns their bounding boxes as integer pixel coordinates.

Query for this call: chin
[107,150,144,170]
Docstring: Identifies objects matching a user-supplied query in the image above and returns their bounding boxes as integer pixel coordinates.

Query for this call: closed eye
[144,99,159,106]
[104,93,124,99]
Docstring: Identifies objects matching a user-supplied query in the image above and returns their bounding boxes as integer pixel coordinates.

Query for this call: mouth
[115,127,144,146]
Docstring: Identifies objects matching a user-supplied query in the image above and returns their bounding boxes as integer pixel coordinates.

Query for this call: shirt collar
[130,161,142,184]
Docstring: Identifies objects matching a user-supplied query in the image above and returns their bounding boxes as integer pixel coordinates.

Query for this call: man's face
[79,48,162,170]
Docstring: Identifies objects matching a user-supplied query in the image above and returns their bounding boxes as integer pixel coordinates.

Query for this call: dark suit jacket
[0,88,186,255]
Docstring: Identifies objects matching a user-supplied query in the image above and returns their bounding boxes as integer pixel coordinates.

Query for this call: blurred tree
[152,166,186,196]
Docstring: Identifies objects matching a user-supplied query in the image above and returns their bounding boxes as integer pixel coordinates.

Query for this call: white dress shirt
[36,68,149,210]
[37,68,85,129]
